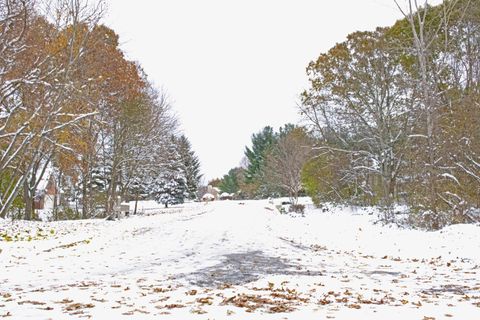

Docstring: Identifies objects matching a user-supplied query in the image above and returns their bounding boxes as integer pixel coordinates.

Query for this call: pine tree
[219,168,241,194]
[176,135,202,200]
[244,126,277,183]
[152,137,188,208]
[243,125,294,198]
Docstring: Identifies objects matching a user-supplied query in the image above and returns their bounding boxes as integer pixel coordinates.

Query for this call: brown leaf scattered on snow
[122,308,150,315]
[356,296,386,305]
[65,303,94,311]
[43,239,91,252]
[163,304,185,309]
[40,307,53,311]
[269,305,294,313]
[55,298,73,304]
[154,296,170,303]
[319,297,332,305]
[197,297,213,305]
[222,293,296,313]
[271,292,309,303]
[190,308,207,314]
[186,289,197,296]
[17,300,46,306]
[68,281,97,289]
[218,283,233,289]
[312,245,328,251]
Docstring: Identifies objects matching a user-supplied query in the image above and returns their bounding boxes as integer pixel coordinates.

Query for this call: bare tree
[264,127,313,205]
[394,0,463,226]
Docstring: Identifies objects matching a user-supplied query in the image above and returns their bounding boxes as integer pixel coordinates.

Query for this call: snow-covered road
[1,200,479,319]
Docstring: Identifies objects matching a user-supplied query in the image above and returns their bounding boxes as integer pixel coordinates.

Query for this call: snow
[0,199,479,319]
[201,193,215,201]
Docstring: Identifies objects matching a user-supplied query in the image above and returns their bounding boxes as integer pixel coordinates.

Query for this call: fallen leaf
[197,297,213,305]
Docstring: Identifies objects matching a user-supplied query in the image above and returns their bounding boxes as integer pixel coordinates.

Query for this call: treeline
[214,0,480,229]
[300,0,480,229]
[0,0,201,220]
[212,124,313,205]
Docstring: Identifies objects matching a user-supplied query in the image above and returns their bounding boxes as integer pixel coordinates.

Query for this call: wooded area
[214,0,480,229]
[0,0,201,220]
[2,1,480,318]
[300,0,480,229]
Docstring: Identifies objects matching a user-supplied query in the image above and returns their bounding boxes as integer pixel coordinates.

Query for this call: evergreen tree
[243,125,295,198]
[176,135,202,200]
[244,126,277,183]
[219,168,241,194]
[152,137,188,208]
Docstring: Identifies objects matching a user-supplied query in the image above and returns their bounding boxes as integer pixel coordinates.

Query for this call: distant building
[34,173,59,211]
[198,185,221,201]
[220,192,233,200]
[201,193,215,202]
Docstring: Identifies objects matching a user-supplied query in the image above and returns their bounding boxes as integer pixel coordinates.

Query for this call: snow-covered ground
[1,199,479,319]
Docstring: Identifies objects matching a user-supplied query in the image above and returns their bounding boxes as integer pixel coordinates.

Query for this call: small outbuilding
[219,192,234,200]
[34,171,59,211]
[201,193,216,202]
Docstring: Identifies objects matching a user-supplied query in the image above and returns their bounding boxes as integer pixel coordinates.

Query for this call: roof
[201,193,215,200]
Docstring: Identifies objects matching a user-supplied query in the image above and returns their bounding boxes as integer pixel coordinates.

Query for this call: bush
[289,204,305,214]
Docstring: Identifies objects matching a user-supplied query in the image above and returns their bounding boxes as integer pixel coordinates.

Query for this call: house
[34,170,60,212]
[201,193,215,202]
[198,185,220,201]
[220,192,234,200]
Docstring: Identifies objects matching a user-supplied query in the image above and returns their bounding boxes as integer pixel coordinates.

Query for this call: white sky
[104,0,441,181]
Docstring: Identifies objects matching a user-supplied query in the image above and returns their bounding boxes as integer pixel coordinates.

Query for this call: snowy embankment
[0,200,479,319]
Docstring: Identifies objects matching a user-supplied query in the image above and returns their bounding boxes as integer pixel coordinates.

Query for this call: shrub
[289,204,305,214]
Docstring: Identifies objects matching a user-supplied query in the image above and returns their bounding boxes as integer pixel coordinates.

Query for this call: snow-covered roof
[201,193,215,200]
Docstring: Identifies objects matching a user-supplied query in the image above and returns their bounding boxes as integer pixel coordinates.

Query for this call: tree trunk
[134,192,139,215]
[82,171,89,219]
[23,178,33,221]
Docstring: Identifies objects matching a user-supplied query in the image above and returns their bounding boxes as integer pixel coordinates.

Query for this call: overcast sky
[104,0,440,182]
